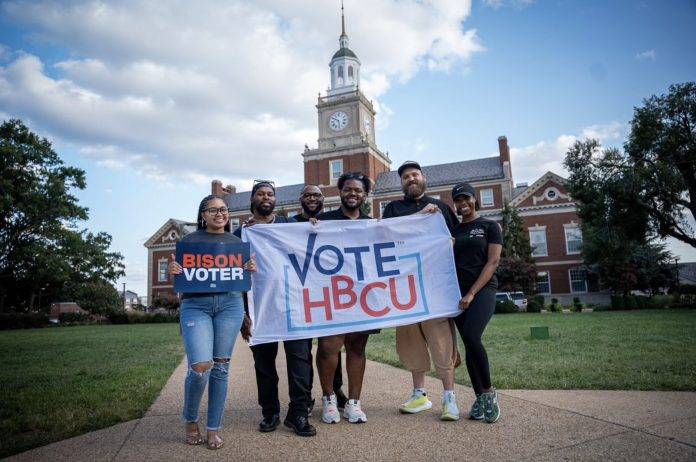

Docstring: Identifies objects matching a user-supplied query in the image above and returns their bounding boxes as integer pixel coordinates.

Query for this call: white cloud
[509,122,625,184]
[0,0,483,188]
[635,50,656,61]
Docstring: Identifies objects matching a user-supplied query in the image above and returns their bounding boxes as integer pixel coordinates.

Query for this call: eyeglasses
[205,207,230,215]
[301,193,324,199]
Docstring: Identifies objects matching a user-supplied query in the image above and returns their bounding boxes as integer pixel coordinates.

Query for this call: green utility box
[530,326,550,340]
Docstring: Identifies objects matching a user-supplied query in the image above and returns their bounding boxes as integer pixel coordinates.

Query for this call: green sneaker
[469,394,484,420]
[399,392,432,414]
[441,394,460,421]
[482,390,500,423]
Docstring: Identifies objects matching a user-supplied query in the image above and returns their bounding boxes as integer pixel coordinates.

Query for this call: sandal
[185,422,204,445]
[206,432,224,450]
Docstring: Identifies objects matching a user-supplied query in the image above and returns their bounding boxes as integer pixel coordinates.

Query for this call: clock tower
[303,3,391,194]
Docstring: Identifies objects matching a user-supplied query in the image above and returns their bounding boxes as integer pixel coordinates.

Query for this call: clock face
[364,119,372,134]
[329,111,349,132]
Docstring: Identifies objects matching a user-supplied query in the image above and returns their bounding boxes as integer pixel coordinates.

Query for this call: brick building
[144,11,605,305]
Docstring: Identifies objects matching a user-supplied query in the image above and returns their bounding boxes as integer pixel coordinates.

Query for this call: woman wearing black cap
[450,182,503,423]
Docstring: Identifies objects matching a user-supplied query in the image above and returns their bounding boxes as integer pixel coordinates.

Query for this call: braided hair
[196,194,231,232]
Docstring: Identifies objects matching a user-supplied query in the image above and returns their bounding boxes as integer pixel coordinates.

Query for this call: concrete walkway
[9,339,696,461]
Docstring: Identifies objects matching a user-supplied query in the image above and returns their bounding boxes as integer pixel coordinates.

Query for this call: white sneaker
[441,393,460,421]
[343,399,367,423]
[321,394,341,424]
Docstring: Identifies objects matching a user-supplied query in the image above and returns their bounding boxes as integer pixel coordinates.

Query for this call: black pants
[307,339,343,393]
[251,339,312,419]
[454,287,496,395]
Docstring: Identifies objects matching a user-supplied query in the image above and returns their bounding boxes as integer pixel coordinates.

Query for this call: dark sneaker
[482,390,500,423]
[335,388,348,411]
[284,415,317,437]
[259,414,280,432]
[469,394,484,420]
[307,397,315,416]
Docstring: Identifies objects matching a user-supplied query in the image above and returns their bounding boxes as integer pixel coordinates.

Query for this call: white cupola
[328,2,360,97]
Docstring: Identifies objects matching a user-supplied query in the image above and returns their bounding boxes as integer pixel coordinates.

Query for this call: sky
[1,0,695,299]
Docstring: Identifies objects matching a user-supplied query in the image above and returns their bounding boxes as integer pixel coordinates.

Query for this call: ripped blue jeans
[180,293,244,430]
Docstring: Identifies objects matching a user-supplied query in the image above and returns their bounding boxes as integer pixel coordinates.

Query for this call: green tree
[497,203,537,294]
[564,139,677,294]
[0,119,125,312]
[625,82,695,247]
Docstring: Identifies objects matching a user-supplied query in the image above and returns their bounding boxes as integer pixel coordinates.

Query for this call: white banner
[243,213,462,345]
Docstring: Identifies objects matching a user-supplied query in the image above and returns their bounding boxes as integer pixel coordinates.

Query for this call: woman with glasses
[169,194,257,449]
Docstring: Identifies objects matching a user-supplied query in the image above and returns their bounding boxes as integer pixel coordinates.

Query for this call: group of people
[169,160,503,449]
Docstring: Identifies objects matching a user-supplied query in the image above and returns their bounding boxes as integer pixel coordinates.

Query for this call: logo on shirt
[469,228,486,238]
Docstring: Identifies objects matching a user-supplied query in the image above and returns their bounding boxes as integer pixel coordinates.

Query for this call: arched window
[348,66,354,81]
[337,65,344,85]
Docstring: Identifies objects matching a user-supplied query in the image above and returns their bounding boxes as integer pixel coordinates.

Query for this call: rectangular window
[569,268,588,293]
[158,260,169,282]
[536,272,551,294]
[480,188,494,207]
[565,226,583,254]
[330,160,343,184]
[529,229,548,257]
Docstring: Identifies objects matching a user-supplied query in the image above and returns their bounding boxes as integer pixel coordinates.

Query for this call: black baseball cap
[452,182,476,199]
[397,160,422,177]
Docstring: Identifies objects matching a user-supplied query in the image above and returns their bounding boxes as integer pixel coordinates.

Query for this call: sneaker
[343,399,367,423]
[399,392,433,414]
[321,395,341,424]
[307,397,315,417]
[482,390,501,423]
[469,394,484,420]
[441,394,460,421]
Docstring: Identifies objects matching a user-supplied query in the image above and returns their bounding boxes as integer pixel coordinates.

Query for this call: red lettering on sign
[390,275,417,311]
[331,275,356,310]
[182,254,196,268]
[359,281,390,317]
[303,287,332,323]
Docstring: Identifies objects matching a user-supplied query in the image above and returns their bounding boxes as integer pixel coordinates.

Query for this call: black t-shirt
[317,208,371,221]
[381,195,458,234]
[291,213,319,222]
[179,229,242,299]
[232,215,295,238]
[453,217,503,292]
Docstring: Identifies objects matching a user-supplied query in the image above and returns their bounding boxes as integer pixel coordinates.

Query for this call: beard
[403,180,426,198]
[301,201,323,217]
[254,202,274,216]
[341,196,363,211]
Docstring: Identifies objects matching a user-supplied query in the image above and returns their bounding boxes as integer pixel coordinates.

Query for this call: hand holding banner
[243,214,461,345]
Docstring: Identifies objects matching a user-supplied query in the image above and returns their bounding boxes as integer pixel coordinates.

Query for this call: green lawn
[0,324,183,458]
[365,309,696,391]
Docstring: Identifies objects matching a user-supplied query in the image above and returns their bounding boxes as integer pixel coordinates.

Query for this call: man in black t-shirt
[291,185,348,412]
[381,161,461,421]
[233,181,316,437]
[315,172,372,425]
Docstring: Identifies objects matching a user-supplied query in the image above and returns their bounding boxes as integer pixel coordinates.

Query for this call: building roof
[225,183,306,212]
[332,47,358,60]
[373,156,504,194]
[512,185,528,199]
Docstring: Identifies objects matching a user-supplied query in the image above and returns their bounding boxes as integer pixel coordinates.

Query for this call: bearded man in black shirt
[381,161,461,421]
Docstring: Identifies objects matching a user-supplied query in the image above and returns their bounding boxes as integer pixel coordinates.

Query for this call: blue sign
[174,241,251,293]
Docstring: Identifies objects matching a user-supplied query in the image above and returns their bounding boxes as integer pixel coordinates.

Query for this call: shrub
[533,295,545,306]
[572,297,583,312]
[611,295,623,310]
[495,299,518,314]
[526,299,542,313]
[635,295,649,310]
[593,305,610,311]
[546,298,562,312]
[106,309,130,324]
[624,295,638,310]
[0,312,49,330]
[58,312,92,324]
